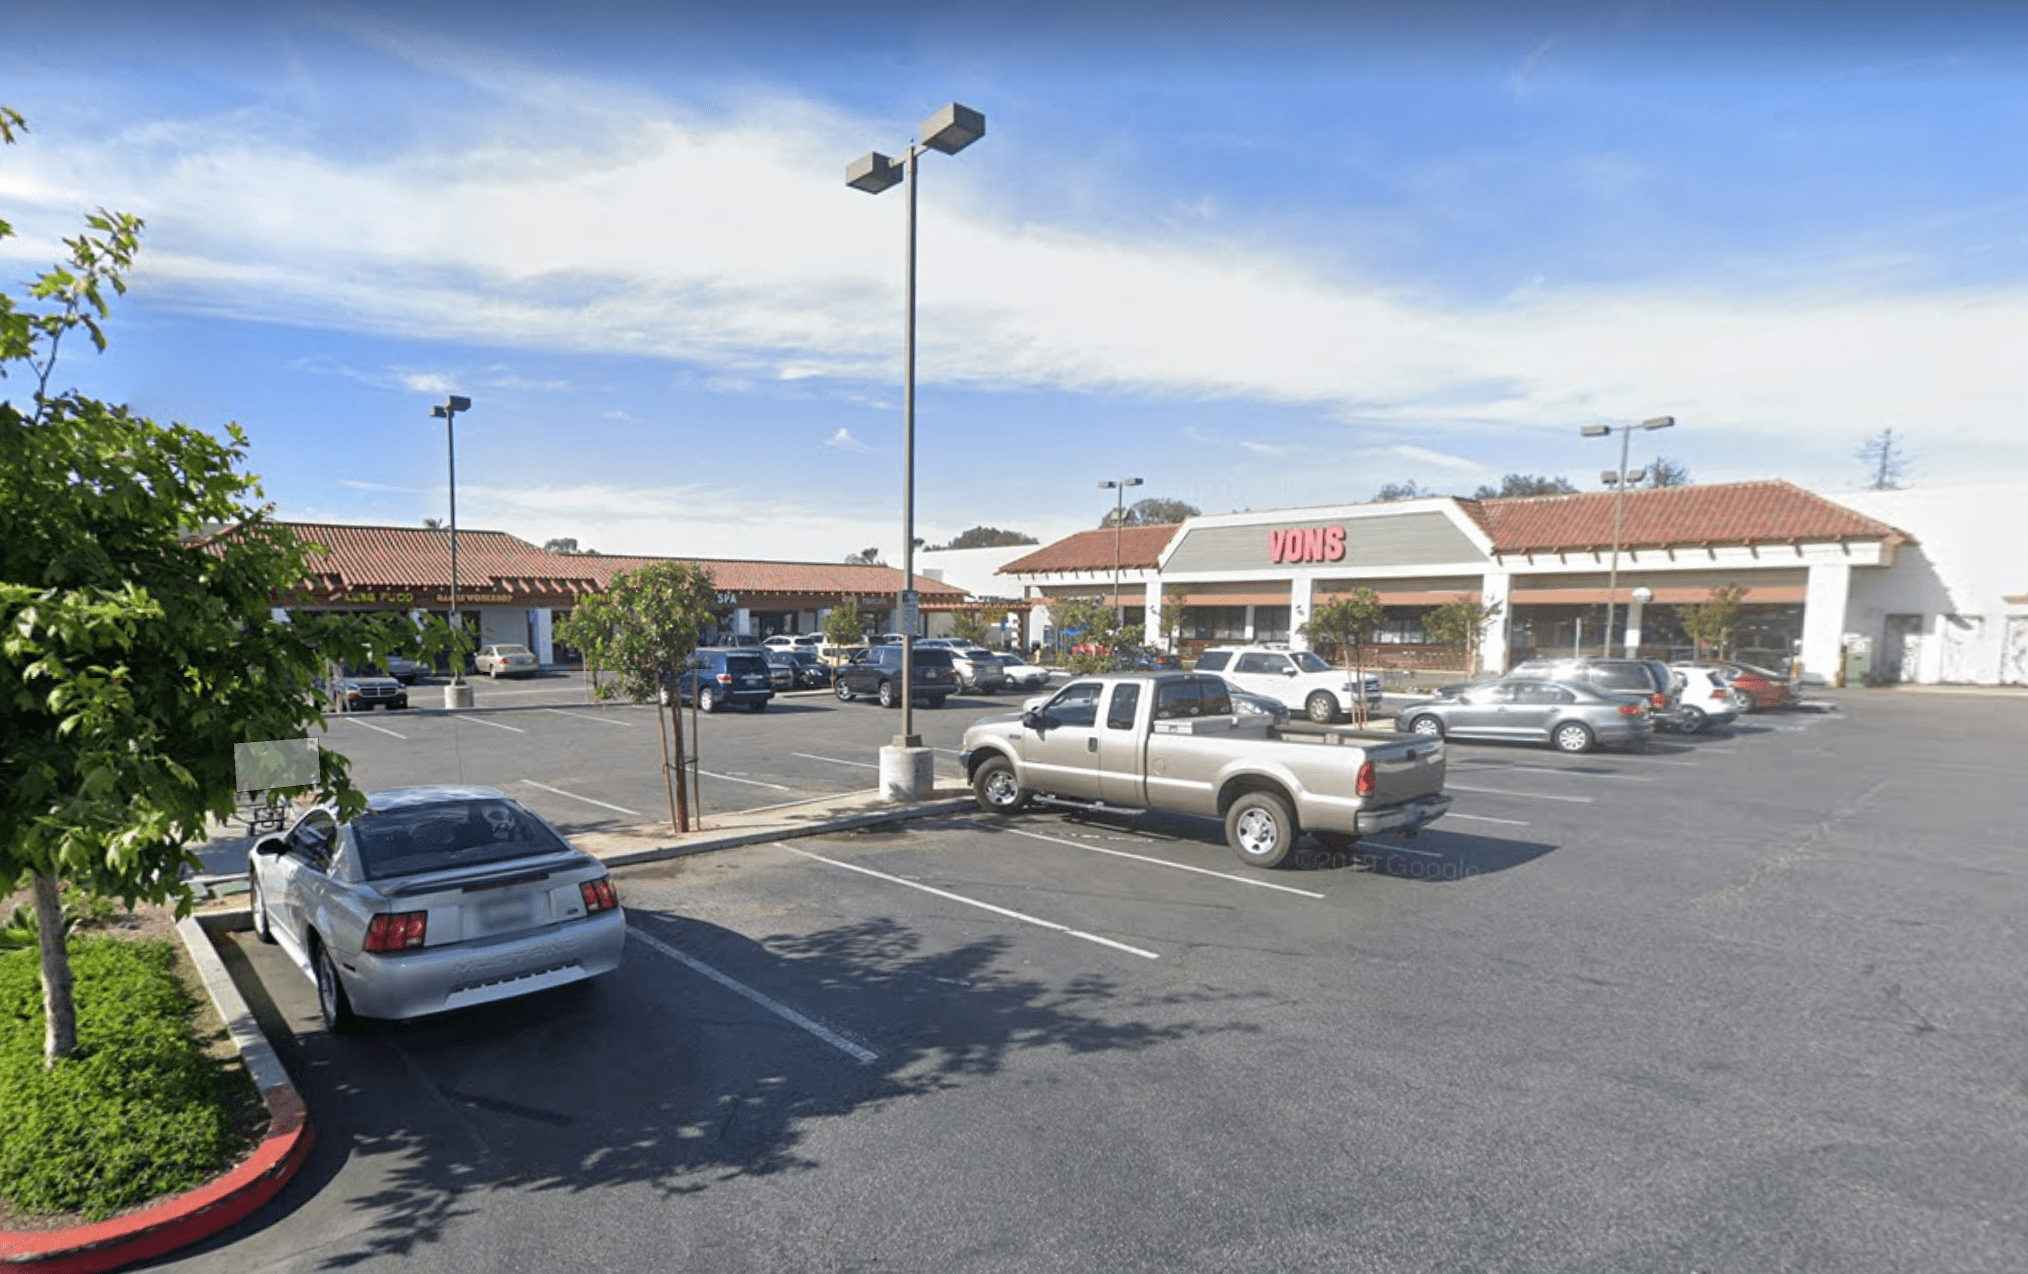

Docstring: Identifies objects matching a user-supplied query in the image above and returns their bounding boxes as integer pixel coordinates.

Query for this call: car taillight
[364,910,428,952]
[1651,692,1667,708]
[580,877,619,914]
[1355,760,1375,797]
[716,672,733,684]
[1708,687,1729,701]
[1618,702,1644,716]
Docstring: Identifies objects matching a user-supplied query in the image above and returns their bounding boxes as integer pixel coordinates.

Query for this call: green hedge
[0,938,242,1221]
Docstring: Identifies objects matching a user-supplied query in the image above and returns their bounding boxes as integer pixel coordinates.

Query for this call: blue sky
[4,1,2023,561]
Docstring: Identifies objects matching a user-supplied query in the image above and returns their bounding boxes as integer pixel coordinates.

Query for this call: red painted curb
[0,1083,314,1272]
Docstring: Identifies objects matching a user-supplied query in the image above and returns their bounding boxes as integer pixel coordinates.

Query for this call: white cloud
[824,427,872,453]
[1389,444,1480,471]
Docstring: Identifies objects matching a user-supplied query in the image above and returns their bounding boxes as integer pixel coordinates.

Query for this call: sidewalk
[565,784,977,867]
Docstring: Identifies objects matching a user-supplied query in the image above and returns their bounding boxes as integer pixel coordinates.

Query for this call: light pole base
[443,682,474,710]
[878,743,934,802]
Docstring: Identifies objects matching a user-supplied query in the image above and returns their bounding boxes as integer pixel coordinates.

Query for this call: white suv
[1193,644,1382,723]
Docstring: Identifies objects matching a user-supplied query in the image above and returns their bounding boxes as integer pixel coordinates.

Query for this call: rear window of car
[723,653,770,674]
[1590,666,1654,692]
[911,649,955,668]
[349,799,572,880]
[1195,651,1231,672]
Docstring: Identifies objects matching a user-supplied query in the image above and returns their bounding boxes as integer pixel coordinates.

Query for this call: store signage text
[1268,526,1346,564]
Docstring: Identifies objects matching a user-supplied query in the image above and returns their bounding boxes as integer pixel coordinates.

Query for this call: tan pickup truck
[959,672,1451,868]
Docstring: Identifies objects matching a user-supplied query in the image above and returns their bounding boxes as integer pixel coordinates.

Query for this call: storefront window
[1187,606,1249,641]
[1253,606,1290,642]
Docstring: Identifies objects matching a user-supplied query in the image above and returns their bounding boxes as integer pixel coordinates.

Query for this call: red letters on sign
[1268,525,1347,563]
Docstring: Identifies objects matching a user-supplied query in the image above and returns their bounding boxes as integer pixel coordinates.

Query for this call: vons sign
[1268,525,1346,564]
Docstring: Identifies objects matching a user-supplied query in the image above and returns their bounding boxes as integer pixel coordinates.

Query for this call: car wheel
[972,755,1027,814]
[699,685,720,713]
[835,680,854,702]
[314,940,357,1034]
[1409,714,1445,739]
[248,871,275,944]
[1226,790,1297,868]
[1729,688,1755,713]
[877,679,898,709]
[489,666,501,679]
[749,700,768,712]
[1306,692,1341,724]
[1552,721,1595,754]
[1678,704,1708,733]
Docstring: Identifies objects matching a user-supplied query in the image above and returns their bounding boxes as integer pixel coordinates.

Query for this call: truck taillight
[364,910,428,952]
[580,877,619,914]
[1356,760,1375,797]
[716,673,733,684]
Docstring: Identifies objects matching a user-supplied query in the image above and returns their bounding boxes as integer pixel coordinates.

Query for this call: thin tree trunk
[668,697,691,832]
[656,693,679,833]
[33,870,76,1065]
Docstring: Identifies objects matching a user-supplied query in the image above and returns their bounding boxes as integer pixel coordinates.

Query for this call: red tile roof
[998,524,1184,575]
[1465,480,1909,554]
[207,522,967,600]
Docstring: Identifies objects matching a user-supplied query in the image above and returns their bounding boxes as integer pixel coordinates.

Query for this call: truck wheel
[1226,790,1296,868]
[1306,692,1341,724]
[1552,721,1595,754]
[878,680,898,709]
[699,684,720,713]
[972,756,1027,814]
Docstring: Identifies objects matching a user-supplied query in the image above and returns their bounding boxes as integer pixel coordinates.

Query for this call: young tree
[554,561,719,833]
[822,596,865,647]
[1679,584,1747,659]
[1051,596,1135,673]
[951,609,993,646]
[1300,590,1385,724]
[3,119,429,1062]
[1423,596,1506,677]
[1158,595,1188,653]
[1857,428,1911,490]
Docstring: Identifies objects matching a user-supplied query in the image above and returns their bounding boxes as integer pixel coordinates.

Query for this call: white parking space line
[698,769,794,791]
[627,927,878,1064]
[793,752,879,770]
[541,708,635,727]
[1446,812,1532,826]
[787,847,1162,960]
[1455,763,1655,783]
[735,788,881,816]
[1446,783,1595,804]
[452,715,526,733]
[519,780,642,816]
[337,717,408,740]
[1005,827,1327,898]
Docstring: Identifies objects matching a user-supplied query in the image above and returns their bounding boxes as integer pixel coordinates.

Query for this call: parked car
[1505,656,1680,723]
[834,644,959,707]
[1193,644,1382,723]
[950,646,1008,694]
[1127,648,1184,672]
[991,652,1053,693]
[671,647,775,712]
[1714,661,1797,712]
[382,653,429,684]
[1666,663,1746,732]
[759,650,800,692]
[1395,678,1653,754]
[319,664,409,712]
[784,649,833,689]
[713,632,764,647]
[247,786,626,1033]
[762,635,803,652]
[474,643,539,678]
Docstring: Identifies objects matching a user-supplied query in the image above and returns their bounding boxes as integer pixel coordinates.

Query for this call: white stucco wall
[1834,483,2028,685]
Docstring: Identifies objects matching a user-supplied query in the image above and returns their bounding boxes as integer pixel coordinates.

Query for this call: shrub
[0,938,241,1220]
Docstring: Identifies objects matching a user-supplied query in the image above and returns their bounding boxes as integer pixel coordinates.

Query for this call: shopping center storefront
[1000,482,1911,682]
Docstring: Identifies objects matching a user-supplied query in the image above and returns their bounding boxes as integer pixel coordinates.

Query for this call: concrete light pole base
[879,743,934,802]
[443,682,474,710]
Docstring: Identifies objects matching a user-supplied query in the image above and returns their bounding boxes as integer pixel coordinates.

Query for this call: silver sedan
[1394,678,1653,754]
[248,786,626,1032]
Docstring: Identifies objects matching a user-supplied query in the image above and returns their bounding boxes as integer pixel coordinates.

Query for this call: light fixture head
[1601,470,1620,486]
[921,103,985,155]
[430,405,447,419]
[1640,415,1675,430]
[846,152,903,194]
[447,395,471,412]
[1581,424,1612,438]
[1125,477,1145,488]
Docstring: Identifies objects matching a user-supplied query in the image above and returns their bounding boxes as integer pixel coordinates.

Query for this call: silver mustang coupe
[248,786,626,1032]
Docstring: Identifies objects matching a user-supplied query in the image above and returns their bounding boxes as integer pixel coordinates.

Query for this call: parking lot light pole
[1099,477,1143,627]
[848,103,984,798]
[432,395,474,709]
[1581,414,1674,657]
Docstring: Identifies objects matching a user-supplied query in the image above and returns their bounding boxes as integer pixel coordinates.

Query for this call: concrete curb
[0,917,314,1272]
[589,794,977,868]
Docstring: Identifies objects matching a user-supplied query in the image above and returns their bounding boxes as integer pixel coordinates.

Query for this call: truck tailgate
[1357,733,1447,805]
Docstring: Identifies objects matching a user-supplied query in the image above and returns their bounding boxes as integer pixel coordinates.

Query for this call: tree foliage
[3,114,433,1061]
[822,596,864,647]
[1099,497,1199,528]
[542,536,598,555]
[1051,596,1137,674]
[1644,456,1692,488]
[1678,584,1746,659]
[1472,474,1577,499]
[1857,428,1911,491]
[554,561,718,832]
[950,609,993,646]
[843,547,885,566]
[1301,591,1385,723]
[932,526,1037,551]
[1424,596,1505,677]
[1373,481,1436,502]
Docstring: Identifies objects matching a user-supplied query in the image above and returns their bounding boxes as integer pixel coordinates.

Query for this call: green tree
[951,609,992,646]
[1373,480,1435,502]
[1423,596,1505,677]
[822,596,864,647]
[843,547,885,565]
[1158,595,1188,654]
[1472,474,1577,499]
[1644,457,1692,488]
[555,561,718,833]
[1052,596,1135,673]
[1301,590,1385,723]
[1678,584,1747,659]
[934,526,1038,550]
[3,118,430,1062]
[1100,497,1199,528]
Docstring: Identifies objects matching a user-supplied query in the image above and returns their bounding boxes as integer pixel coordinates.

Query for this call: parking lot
[173,682,2028,1273]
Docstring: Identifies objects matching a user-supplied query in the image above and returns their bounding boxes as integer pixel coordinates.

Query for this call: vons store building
[1002,481,1910,680]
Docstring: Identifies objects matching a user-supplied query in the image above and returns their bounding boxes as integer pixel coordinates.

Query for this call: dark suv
[673,647,775,712]
[834,644,958,708]
[1505,656,1683,726]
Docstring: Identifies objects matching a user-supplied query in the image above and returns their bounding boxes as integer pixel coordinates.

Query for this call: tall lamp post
[1580,414,1674,656]
[1098,477,1144,626]
[432,394,473,708]
[848,102,985,798]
